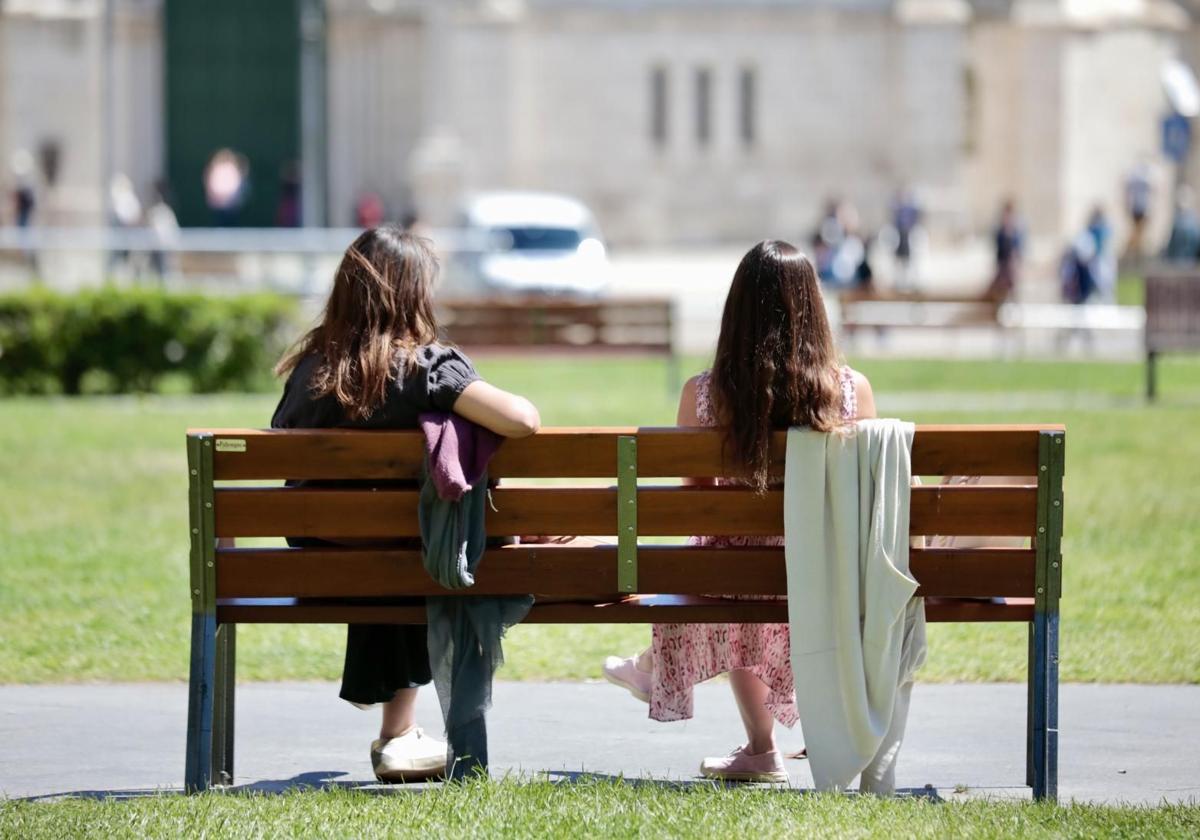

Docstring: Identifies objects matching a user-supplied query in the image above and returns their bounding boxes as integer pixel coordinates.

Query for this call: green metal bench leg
[1028,610,1060,801]
[1026,621,1035,788]
[1147,350,1158,402]
[185,432,219,793]
[1028,429,1064,802]
[212,623,236,786]
[185,612,217,793]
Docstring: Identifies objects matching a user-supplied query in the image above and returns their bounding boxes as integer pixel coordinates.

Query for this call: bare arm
[677,375,716,487]
[676,375,702,427]
[452,379,541,438]
[851,370,877,420]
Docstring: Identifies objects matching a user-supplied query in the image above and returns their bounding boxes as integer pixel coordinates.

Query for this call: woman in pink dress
[603,240,876,782]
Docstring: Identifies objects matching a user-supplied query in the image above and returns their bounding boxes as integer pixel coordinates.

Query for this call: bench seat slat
[215,595,1034,624]
[213,484,1037,539]
[215,545,1035,599]
[198,426,1058,481]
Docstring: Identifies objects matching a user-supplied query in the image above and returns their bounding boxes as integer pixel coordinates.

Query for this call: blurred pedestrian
[275,161,301,227]
[1060,229,1097,305]
[889,186,922,292]
[829,202,868,288]
[1163,186,1200,263]
[986,199,1024,304]
[13,181,35,228]
[11,148,36,227]
[1085,205,1115,302]
[109,172,143,273]
[400,210,429,237]
[1122,160,1152,262]
[10,149,38,271]
[147,179,180,281]
[356,191,386,229]
[204,148,250,227]
[810,197,844,283]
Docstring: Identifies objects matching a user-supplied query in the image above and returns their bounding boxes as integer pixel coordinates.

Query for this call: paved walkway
[2,682,1197,804]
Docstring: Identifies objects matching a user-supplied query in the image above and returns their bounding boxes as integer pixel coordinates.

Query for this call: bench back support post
[1146,350,1158,402]
[1027,430,1065,801]
[185,433,234,792]
[212,624,236,786]
[617,435,638,594]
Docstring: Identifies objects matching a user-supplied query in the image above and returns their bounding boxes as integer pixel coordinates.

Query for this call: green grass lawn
[3,781,1199,839]
[2,356,1200,685]
[1116,275,1143,307]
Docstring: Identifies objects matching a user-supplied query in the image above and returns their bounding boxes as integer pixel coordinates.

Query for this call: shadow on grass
[543,769,943,800]
[17,769,944,803]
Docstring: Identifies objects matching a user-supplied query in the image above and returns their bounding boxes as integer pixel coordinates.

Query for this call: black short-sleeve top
[271,343,480,431]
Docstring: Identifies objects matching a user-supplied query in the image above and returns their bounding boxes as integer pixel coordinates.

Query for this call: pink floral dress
[648,366,858,725]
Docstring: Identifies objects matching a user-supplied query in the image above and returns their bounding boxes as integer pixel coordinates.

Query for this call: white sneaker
[371,728,448,782]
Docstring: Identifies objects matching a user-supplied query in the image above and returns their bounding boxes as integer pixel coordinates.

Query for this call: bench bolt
[192,528,199,535]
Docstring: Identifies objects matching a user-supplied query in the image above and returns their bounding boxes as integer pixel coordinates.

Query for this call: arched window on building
[650,66,669,148]
[963,65,978,155]
[695,67,712,147]
[739,66,757,148]
[696,68,710,147]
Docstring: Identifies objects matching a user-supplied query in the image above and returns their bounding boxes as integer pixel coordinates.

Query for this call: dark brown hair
[710,239,844,492]
[276,225,440,419]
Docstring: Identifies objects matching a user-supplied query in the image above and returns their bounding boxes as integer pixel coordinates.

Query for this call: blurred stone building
[0,0,1192,246]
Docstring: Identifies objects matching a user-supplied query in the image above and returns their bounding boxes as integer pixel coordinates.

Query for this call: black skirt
[286,536,432,705]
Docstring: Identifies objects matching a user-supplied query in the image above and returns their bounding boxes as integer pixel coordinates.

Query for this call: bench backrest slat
[213,484,1037,539]
[215,545,1036,600]
[198,426,1050,480]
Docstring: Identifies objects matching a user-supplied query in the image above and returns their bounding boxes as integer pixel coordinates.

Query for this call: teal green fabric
[419,462,533,779]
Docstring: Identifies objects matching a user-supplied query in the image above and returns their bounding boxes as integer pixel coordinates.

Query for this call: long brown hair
[276,225,440,419]
[710,240,844,492]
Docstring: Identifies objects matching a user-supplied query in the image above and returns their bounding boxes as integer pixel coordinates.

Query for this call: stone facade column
[408,0,464,228]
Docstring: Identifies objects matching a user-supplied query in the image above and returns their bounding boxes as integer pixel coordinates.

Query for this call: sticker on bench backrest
[215,439,246,453]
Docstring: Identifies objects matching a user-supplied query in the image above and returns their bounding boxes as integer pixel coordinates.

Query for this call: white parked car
[449,191,610,297]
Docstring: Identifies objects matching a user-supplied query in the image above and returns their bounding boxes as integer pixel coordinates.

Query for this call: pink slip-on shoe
[700,745,789,784]
[602,655,651,703]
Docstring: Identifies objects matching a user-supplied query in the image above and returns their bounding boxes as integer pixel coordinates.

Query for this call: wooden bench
[436,296,677,387]
[835,289,1000,338]
[1145,273,1200,400]
[185,424,1065,799]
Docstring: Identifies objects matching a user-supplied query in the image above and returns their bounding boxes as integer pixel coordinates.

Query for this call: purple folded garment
[419,412,505,501]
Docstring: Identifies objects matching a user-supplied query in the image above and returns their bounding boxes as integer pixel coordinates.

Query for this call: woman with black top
[271,226,540,781]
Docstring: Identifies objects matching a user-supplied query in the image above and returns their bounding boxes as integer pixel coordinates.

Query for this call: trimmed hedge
[0,288,301,395]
